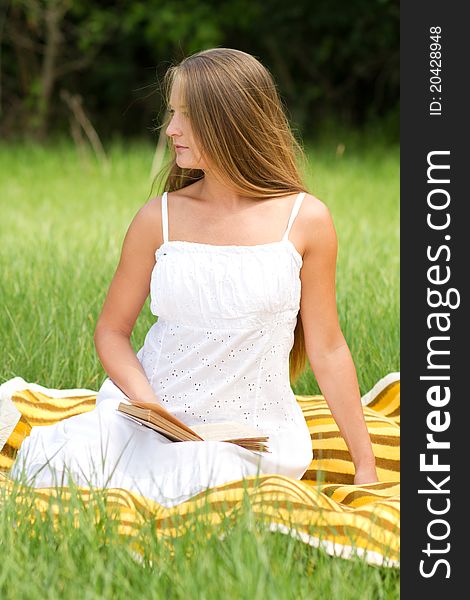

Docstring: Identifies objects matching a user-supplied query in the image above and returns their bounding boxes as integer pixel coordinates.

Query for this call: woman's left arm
[298,196,378,485]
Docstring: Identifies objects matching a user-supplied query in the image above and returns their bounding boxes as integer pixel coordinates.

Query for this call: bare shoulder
[299,192,334,228]
[130,194,164,249]
[298,193,337,257]
[142,193,163,222]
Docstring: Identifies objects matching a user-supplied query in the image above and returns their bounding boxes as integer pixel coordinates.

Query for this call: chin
[176,157,195,169]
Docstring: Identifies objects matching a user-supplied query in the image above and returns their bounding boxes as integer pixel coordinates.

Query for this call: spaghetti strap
[162,191,169,243]
[282,192,306,241]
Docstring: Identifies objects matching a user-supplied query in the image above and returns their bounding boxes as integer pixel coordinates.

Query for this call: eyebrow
[168,104,188,109]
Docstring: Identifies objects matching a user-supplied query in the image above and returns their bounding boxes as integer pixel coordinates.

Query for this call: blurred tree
[0,0,398,142]
[2,0,123,140]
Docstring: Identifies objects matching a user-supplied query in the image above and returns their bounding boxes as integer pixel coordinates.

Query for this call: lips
[175,145,188,149]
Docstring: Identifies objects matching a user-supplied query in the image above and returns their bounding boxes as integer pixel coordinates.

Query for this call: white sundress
[9,190,313,507]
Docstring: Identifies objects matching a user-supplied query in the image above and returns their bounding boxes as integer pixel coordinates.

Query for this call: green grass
[1,472,399,600]
[0,132,399,597]
[295,131,400,394]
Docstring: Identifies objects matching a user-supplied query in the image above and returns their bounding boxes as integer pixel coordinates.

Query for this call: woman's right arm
[93,197,163,406]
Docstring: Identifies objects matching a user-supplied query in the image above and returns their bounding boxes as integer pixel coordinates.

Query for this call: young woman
[10,48,378,505]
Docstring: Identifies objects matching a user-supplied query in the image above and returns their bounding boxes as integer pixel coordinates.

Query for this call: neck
[197,172,251,212]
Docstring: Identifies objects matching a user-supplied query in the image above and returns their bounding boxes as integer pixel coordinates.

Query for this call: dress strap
[281,191,306,241]
[162,191,169,243]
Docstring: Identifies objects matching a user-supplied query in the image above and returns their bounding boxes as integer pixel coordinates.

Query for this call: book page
[117,412,186,442]
[191,421,268,442]
[117,404,203,441]
[123,400,199,437]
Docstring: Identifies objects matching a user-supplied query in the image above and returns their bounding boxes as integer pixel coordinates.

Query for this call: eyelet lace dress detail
[10,190,313,508]
[145,191,307,434]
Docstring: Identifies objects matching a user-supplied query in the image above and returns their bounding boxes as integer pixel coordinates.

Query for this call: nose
[165,113,181,139]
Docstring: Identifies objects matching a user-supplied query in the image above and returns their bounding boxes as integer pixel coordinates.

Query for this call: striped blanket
[0,372,400,568]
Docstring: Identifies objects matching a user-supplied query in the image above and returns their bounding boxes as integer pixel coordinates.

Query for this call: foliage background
[1,0,399,142]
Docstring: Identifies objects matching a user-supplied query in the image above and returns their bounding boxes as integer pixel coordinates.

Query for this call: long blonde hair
[151,47,309,385]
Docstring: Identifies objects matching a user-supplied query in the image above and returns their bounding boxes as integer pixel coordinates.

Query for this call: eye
[167,108,189,117]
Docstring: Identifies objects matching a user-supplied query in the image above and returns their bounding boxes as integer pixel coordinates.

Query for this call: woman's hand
[354,464,379,485]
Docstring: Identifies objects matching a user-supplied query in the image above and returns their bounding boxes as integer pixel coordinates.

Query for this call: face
[166,79,208,171]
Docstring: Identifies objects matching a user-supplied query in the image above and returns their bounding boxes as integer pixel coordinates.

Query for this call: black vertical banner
[401,1,468,595]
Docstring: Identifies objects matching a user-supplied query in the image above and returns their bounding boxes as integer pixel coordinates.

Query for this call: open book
[116,399,271,453]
